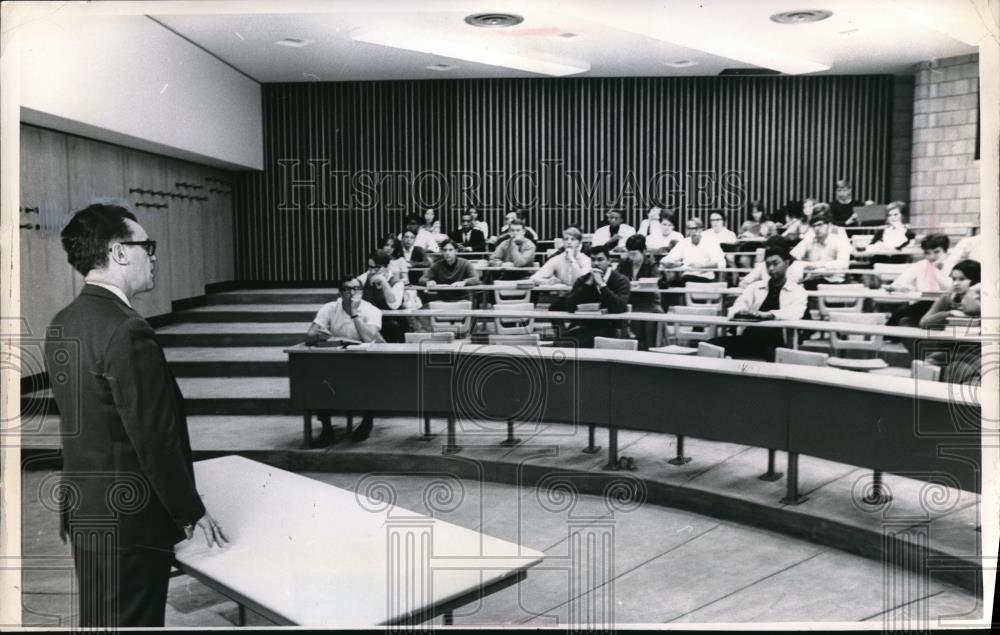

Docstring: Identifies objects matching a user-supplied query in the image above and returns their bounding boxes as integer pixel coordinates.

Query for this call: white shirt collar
[85,281,132,308]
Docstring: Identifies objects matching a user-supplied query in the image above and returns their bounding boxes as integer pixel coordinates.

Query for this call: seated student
[868,201,915,251]
[739,204,778,242]
[468,207,489,238]
[828,178,872,226]
[422,208,447,244]
[738,257,805,288]
[616,234,663,350]
[531,225,591,286]
[548,244,630,348]
[646,213,684,254]
[944,232,983,274]
[637,206,662,236]
[489,219,536,266]
[660,217,726,285]
[447,212,487,252]
[303,276,383,445]
[884,233,952,326]
[355,250,408,343]
[707,210,739,247]
[590,209,636,252]
[790,211,852,290]
[919,260,981,329]
[380,234,410,280]
[400,214,440,253]
[780,199,812,244]
[493,210,539,244]
[707,247,808,362]
[418,238,481,300]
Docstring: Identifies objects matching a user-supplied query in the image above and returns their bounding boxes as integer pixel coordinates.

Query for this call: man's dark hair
[920,233,950,251]
[405,214,422,226]
[624,234,647,252]
[60,204,137,276]
[809,211,832,226]
[337,275,358,292]
[589,244,612,259]
[507,219,524,229]
[952,259,981,284]
[764,246,794,263]
[439,238,457,251]
[661,213,678,226]
[369,250,391,267]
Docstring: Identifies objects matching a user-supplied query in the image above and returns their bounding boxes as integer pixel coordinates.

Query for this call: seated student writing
[883,233,951,326]
[531,225,591,286]
[548,244,631,348]
[707,247,808,362]
[419,238,481,300]
[303,276,383,446]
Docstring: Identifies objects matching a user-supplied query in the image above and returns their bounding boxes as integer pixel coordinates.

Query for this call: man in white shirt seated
[943,232,982,274]
[660,217,726,285]
[355,250,408,342]
[590,209,636,252]
[400,214,440,253]
[303,276,384,446]
[789,211,852,289]
[531,225,591,286]
[707,247,808,362]
[884,234,952,326]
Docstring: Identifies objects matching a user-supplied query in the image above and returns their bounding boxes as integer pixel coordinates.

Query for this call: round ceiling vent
[464,13,525,28]
[769,9,833,24]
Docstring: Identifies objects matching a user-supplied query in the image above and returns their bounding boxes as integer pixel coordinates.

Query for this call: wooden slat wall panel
[234,76,893,281]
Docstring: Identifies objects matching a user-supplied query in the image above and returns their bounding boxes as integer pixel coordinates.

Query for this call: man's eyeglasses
[116,240,157,257]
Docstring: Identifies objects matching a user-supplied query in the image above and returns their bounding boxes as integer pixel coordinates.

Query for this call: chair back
[683,282,728,309]
[593,336,638,351]
[696,342,726,358]
[404,331,456,344]
[492,302,535,335]
[827,310,889,356]
[488,333,541,346]
[428,300,474,338]
[817,283,866,317]
[492,280,532,304]
[775,347,829,367]
[664,305,719,345]
[911,359,942,381]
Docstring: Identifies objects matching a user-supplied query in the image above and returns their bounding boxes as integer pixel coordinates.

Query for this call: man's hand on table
[187,510,229,548]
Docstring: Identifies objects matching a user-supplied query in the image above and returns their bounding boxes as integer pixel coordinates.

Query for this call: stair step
[156,322,308,347]
[206,289,338,305]
[165,347,290,376]
[176,305,320,323]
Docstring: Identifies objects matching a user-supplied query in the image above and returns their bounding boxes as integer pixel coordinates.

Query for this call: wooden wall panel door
[123,150,171,318]
[19,126,73,357]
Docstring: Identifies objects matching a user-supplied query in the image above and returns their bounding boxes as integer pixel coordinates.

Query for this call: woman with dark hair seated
[919,259,981,329]
[616,234,663,350]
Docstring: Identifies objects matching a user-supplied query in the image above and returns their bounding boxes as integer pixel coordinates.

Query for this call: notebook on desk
[854,204,887,225]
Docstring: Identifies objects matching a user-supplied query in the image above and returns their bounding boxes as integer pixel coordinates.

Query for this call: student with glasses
[304,276,384,446]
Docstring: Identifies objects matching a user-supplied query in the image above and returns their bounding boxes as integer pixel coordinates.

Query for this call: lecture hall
[3,0,998,629]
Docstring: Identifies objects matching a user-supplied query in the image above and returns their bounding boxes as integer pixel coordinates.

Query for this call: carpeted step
[175,304,320,323]
[165,347,290,376]
[205,289,338,305]
[155,322,309,347]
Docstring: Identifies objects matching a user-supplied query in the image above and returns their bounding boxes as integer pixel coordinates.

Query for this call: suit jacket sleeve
[601,273,631,313]
[104,317,205,529]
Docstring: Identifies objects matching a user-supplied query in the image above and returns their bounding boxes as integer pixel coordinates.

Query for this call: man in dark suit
[548,244,631,348]
[44,204,227,627]
[447,212,487,252]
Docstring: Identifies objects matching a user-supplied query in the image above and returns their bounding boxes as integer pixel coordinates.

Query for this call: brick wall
[910,53,980,227]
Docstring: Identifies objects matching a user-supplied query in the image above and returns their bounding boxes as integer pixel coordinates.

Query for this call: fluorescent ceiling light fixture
[664,59,697,68]
[276,38,314,48]
[426,63,458,71]
[350,27,589,77]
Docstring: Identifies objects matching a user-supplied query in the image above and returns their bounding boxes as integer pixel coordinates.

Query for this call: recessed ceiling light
[770,10,833,24]
[664,59,697,68]
[464,13,524,28]
[275,38,314,48]
[557,32,579,39]
[426,63,458,71]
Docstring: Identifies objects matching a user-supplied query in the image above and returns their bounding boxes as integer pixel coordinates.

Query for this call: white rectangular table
[174,456,543,626]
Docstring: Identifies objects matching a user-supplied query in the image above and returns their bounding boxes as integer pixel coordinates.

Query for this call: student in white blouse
[590,209,636,252]
[468,207,489,239]
[884,234,952,326]
[706,210,738,246]
[636,207,662,236]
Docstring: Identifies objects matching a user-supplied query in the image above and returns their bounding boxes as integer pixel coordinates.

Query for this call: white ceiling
[47,1,994,81]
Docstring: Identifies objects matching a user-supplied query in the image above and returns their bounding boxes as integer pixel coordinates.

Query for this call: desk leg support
[862,470,892,505]
[582,424,602,454]
[667,435,692,465]
[602,426,619,470]
[758,448,783,481]
[302,410,312,449]
[780,452,808,505]
[422,414,434,438]
[500,420,521,446]
[237,604,246,626]
[443,611,454,625]
[444,414,461,454]
[346,412,354,435]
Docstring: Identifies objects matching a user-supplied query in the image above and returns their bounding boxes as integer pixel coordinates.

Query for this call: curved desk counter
[286,343,981,505]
